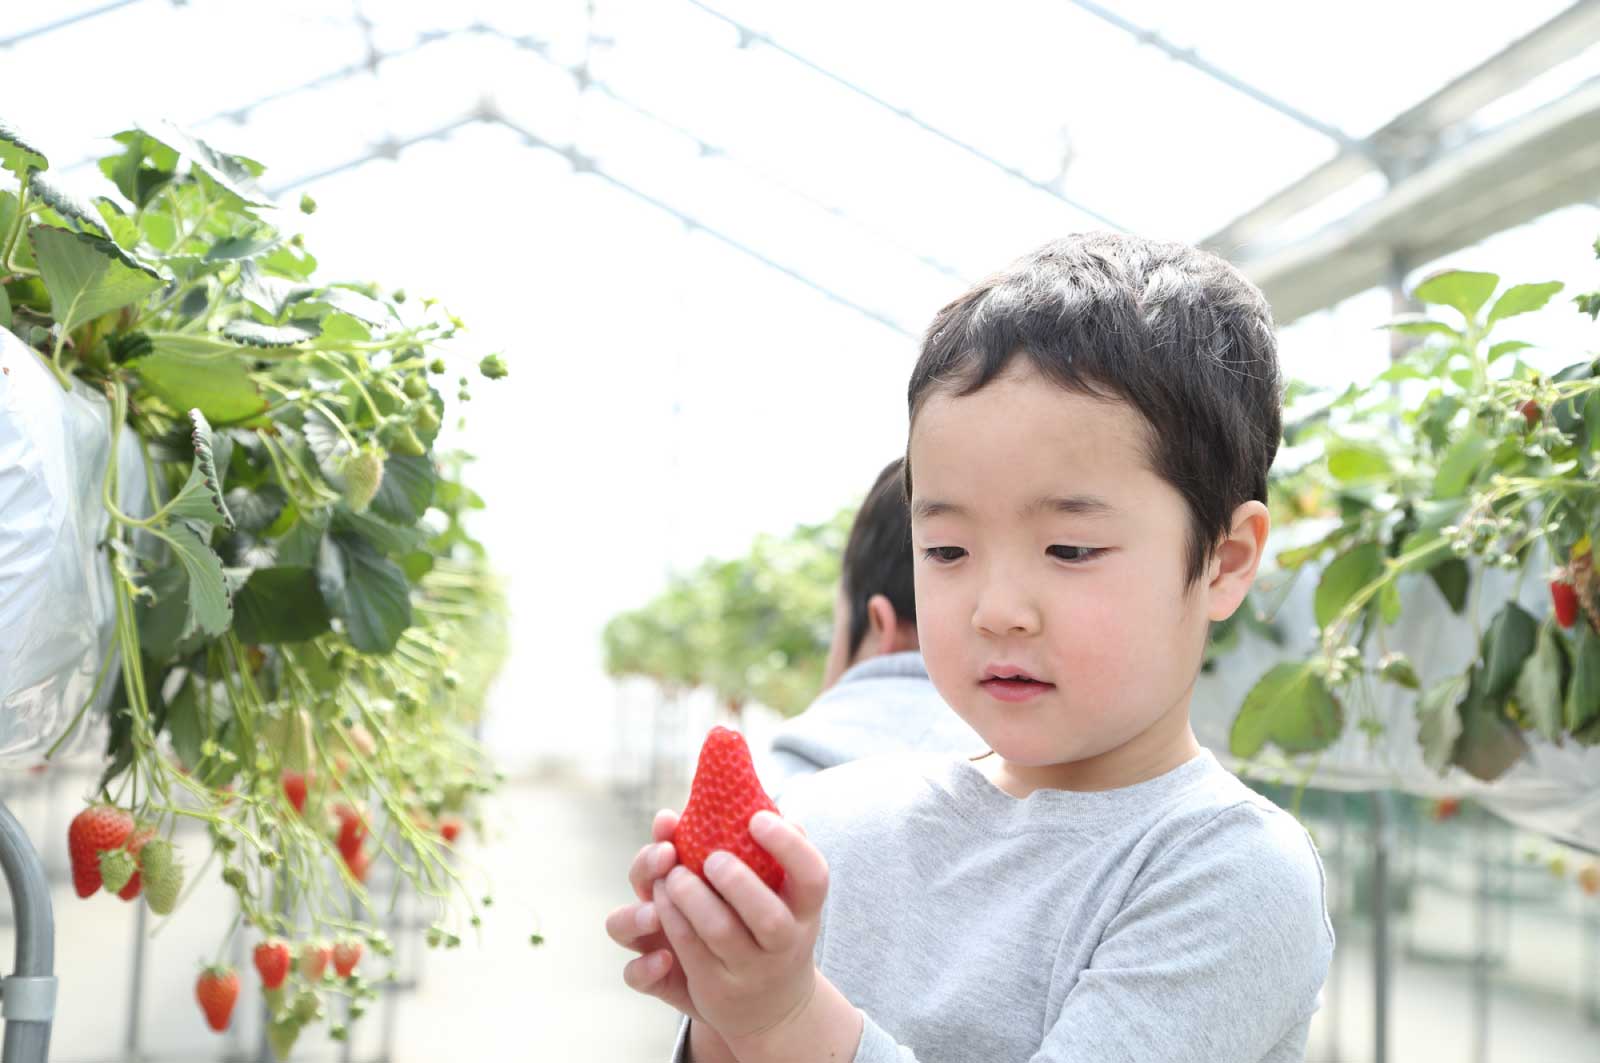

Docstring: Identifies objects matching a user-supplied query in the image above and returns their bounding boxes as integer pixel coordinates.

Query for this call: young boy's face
[908,359,1252,793]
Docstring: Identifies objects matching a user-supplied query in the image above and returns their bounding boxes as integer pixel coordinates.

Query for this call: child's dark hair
[842,459,917,659]
[904,232,1282,587]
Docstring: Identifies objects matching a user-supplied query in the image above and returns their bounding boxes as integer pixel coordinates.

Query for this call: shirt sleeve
[851,803,1335,1063]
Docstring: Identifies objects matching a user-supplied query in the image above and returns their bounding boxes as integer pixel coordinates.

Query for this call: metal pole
[0,797,56,1063]
[1372,790,1393,1063]
[124,901,148,1061]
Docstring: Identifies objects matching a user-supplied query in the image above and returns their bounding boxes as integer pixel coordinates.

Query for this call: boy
[763,457,983,800]
[607,232,1334,1062]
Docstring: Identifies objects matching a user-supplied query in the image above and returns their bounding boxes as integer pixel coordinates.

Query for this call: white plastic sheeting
[0,327,146,763]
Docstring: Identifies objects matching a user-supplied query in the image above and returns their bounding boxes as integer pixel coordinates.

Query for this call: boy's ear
[865,593,918,657]
[1205,500,1270,622]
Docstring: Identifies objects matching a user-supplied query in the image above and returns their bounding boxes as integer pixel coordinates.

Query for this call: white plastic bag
[0,327,147,763]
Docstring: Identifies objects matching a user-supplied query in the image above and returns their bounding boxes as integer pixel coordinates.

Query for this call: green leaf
[1565,622,1600,736]
[1229,662,1343,759]
[1326,443,1392,483]
[1486,340,1533,364]
[1586,390,1600,456]
[206,233,280,262]
[233,567,332,644]
[1481,603,1538,699]
[275,510,328,568]
[332,507,426,557]
[1379,580,1402,625]
[0,283,10,329]
[236,260,310,318]
[1380,315,1460,339]
[131,346,267,426]
[317,534,412,654]
[135,563,191,662]
[1453,675,1528,782]
[313,286,393,328]
[142,121,275,208]
[222,319,319,348]
[1433,432,1492,498]
[226,483,287,536]
[1486,281,1563,326]
[1314,543,1383,629]
[1413,270,1499,321]
[315,312,370,344]
[1427,559,1470,614]
[162,409,236,529]
[28,225,162,334]
[1513,623,1568,743]
[29,173,112,239]
[160,522,232,637]
[1416,674,1466,774]
[0,119,48,178]
[99,130,178,209]
[369,454,436,526]
[164,678,206,770]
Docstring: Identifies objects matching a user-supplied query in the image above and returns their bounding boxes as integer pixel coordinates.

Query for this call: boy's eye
[1048,545,1101,563]
[923,546,966,563]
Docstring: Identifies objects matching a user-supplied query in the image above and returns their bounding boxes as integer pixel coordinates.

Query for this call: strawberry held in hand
[672,726,785,893]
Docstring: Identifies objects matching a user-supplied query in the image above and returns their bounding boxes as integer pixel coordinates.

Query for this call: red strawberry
[439,816,463,844]
[117,827,157,900]
[344,845,371,883]
[332,939,362,977]
[333,803,367,860]
[253,939,291,990]
[1519,399,1541,427]
[282,771,309,814]
[1431,797,1461,822]
[671,727,785,893]
[1553,580,1580,629]
[68,805,134,898]
[195,966,240,1032]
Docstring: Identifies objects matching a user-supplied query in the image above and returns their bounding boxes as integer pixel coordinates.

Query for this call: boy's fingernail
[636,904,655,932]
[655,842,674,863]
[704,852,728,877]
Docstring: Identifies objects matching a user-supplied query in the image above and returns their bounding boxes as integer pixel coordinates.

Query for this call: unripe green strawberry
[141,838,183,915]
[403,375,428,399]
[340,448,385,513]
[99,848,136,894]
[381,422,425,457]
[412,403,441,434]
[291,989,322,1023]
[267,1015,301,1060]
[478,353,508,380]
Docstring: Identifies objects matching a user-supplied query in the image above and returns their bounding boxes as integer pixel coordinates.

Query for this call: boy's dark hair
[904,232,1282,587]
[843,459,917,659]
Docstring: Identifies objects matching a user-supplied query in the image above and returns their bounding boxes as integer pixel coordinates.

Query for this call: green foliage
[1239,248,1600,780]
[603,509,850,716]
[4,116,511,1028]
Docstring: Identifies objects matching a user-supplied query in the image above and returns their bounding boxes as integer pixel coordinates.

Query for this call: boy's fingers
[654,877,724,975]
[702,850,793,953]
[604,901,658,950]
[622,949,673,992]
[653,808,680,843]
[749,811,828,920]
[630,840,678,902]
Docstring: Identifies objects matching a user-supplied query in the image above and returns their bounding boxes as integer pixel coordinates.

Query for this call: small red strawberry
[1519,399,1541,428]
[1553,580,1580,629]
[333,803,367,860]
[671,726,785,893]
[298,941,332,981]
[1431,797,1462,822]
[282,771,309,815]
[343,844,371,883]
[253,939,291,990]
[332,939,362,978]
[439,816,463,844]
[117,827,156,901]
[196,966,239,1032]
[68,805,134,898]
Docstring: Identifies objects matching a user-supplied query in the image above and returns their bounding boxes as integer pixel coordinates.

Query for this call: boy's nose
[971,579,1042,638]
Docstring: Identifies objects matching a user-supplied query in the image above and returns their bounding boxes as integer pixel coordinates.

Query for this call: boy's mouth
[980,666,1055,702]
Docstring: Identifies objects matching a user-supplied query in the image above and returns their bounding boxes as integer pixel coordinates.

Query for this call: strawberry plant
[2,116,516,1051]
[1226,241,1600,781]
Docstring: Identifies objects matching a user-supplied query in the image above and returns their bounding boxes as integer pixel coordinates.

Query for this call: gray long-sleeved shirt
[671,747,1333,1062]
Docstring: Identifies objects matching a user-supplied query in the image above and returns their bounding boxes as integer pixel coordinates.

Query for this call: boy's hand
[605,808,704,1024]
[652,809,828,1044]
